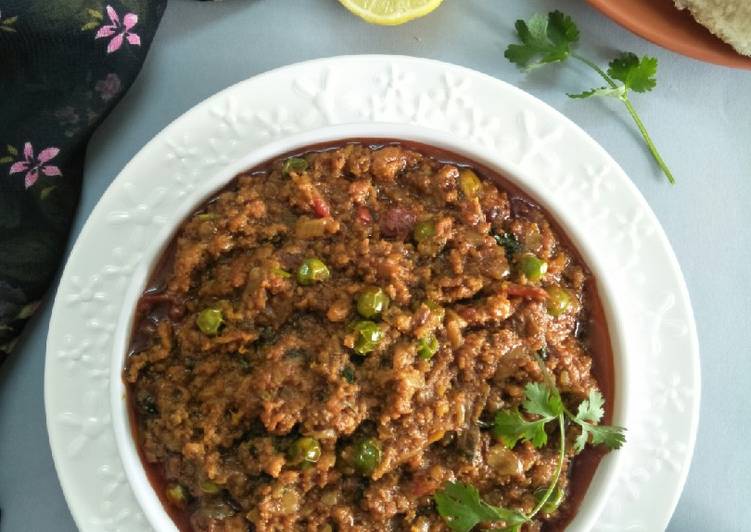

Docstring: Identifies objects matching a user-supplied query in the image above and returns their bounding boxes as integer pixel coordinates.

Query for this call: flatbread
[674,0,751,56]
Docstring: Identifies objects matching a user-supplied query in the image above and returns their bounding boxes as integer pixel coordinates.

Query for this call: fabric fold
[0,0,167,362]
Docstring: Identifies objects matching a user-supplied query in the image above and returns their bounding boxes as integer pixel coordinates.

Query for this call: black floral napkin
[0,0,167,363]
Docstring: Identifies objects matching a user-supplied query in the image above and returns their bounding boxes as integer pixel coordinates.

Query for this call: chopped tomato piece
[356,205,372,224]
[312,196,330,218]
[506,283,548,300]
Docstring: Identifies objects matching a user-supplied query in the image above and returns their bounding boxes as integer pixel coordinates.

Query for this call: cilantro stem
[621,98,676,184]
[525,352,566,522]
[572,53,617,89]
[561,404,577,420]
[561,403,587,432]
[571,53,675,185]
[527,414,566,521]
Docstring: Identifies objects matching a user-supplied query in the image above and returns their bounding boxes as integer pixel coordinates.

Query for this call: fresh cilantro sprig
[434,382,564,532]
[505,11,675,185]
[569,389,627,453]
[434,357,625,531]
[516,358,626,454]
[434,481,527,532]
[492,409,548,448]
[505,11,580,69]
[492,382,562,447]
[495,383,625,455]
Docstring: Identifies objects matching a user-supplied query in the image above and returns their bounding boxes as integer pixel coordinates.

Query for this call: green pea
[200,481,221,494]
[413,220,436,242]
[288,437,321,465]
[459,168,482,198]
[517,253,548,283]
[196,308,223,336]
[297,258,330,285]
[282,157,308,175]
[546,286,573,317]
[356,287,390,319]
[165,483,187,506]
[352,438,382,475]
[535,485,564,514]
[416,334,439,360]
[352,320,384,355]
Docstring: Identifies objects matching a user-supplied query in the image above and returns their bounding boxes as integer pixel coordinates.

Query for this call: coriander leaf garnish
[607,52,657,93]
[438,408,566,531]
[436,355,626,531]
[434,482,527,532]
[569,389,626,453]
[504,11,579,69]
[492,408,549,448]
[522,381,563,419]
[494,232,521,258]
[575,387,606,423]
[587,423,627,450]
[505,11,676,185]
[492,382,562,448]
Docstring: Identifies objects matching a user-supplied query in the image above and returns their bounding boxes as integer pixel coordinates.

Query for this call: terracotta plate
[588,0,751,69]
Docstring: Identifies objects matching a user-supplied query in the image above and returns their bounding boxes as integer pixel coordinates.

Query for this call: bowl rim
[110,122,631,532]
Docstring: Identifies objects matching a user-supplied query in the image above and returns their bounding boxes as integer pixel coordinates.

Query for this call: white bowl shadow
[111,122,632,532]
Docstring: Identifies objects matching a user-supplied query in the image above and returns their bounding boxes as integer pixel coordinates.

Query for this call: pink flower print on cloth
[9,143,62,189]
[95,73,122,101]
[95,5,141,54]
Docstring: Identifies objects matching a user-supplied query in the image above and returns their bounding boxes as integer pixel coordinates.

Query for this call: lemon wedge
[338,0,444,26]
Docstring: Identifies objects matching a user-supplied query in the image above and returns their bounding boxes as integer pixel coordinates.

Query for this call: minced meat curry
[125,141,615,532]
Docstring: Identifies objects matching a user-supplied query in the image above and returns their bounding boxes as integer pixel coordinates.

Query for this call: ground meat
[126,142,612,532]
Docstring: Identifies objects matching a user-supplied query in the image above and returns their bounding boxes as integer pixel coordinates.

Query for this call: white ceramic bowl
[110,123,630,532]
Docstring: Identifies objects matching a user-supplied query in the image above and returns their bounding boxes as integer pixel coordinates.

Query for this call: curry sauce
[126,141,614,532]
